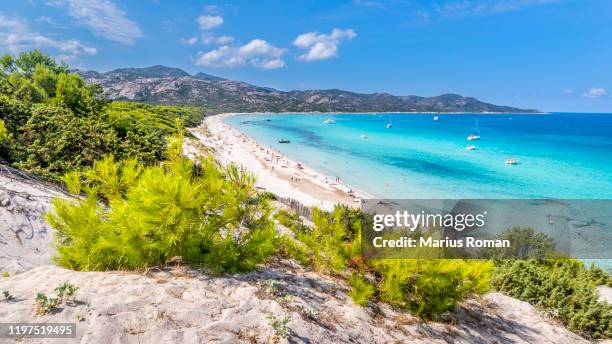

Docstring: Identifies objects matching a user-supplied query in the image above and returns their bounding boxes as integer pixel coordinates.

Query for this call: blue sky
[1,0,611,112]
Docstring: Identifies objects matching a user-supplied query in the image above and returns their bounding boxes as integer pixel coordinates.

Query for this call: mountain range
[77,66,539,113]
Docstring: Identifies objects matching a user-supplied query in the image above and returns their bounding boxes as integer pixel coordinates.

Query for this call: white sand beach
[189,114,372,210]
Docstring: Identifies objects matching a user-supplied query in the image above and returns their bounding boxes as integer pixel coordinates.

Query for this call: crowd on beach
[199,115,367,207]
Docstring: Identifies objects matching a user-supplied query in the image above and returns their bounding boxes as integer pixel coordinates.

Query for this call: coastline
[190,113,374,210]
[209,111,550,115]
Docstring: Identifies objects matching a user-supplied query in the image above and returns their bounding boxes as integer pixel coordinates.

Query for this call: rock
[0,168,71,273]
[0,264,591,344]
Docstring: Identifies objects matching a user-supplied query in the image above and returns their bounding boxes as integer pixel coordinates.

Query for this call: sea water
[225,113,612,199]
[225,113,612,268]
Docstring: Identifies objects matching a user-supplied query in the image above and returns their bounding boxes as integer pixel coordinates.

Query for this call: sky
[0,0,611,112]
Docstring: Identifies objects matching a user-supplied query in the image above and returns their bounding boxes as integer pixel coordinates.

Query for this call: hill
[77,66,539,113]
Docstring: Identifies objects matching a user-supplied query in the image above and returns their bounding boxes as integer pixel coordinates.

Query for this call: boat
[360,134,368,139]
[433,115,439,121]
[505,158,519,165]
[467,119,481,140]
[278,139,291,143]
[386,115,393,128]
[465,145,476,151]
[323,117,335,124]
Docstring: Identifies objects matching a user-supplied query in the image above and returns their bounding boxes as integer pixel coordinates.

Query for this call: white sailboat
[386,115,393,128]
[505,158,519,165]
[323,117,335,124]
[465,145,476,151]
[360,134,368,139]
[433,115,439,121]
[467,119,481,140]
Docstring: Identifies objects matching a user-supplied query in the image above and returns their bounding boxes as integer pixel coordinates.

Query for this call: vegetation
[6,51,606,338]
[2,290,12,301]
[267,313,292,339]
[348,274,375,306]
[0,50,205,180]
[35,281,80,315]
[492,259,611,339]
[482,227,557,259]
[280,206,492,319]
[55,282,79,301]
[47,128,278,273]
[36,292,61,315]
[374,259,492,319]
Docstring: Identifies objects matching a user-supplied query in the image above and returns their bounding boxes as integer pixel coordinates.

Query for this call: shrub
[492,259,611,339]
[295,207,351,273]
[0,119,7,143]
[482,227,556,259]
[267,313,291,339]
[55,282,79,301]
[374,259,493,319]
[0,51,206,179]
[13,104,120,179]
[348,273,375,306]
[35,292,60,315]
[274,209,303,230]
[47,131,278,273]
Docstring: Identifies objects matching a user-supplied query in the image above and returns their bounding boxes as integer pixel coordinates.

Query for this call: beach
[189,114,371,210]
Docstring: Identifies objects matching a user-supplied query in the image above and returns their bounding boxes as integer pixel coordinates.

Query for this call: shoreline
[191,113,374,210]
[210,111,550,115]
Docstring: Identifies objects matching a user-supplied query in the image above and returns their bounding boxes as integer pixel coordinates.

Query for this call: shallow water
[225,113,612,199]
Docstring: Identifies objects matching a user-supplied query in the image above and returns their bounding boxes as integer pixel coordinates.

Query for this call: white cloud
[293,28,356,62]
[563,89,574,95]
[201,33,234,45]
[434,0,560,17]
[197,15,223,30]
[46,0,142,45]
[583,87,607,98]
[195,39,287,69]
[0,14,97,58]
[179,36,198,45]
[254,58,286,70]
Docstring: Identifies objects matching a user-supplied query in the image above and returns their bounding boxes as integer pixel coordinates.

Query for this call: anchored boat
[467,119,481,140]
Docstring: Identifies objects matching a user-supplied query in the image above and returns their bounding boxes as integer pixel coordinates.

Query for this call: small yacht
[467,119,481,140]
[323,117,335,124]
[386,115,393,128]
[278,139,291,143]
[465,145,476,151]
[360,134,368,139]
[433,115,439,121]
[505,158,519,165]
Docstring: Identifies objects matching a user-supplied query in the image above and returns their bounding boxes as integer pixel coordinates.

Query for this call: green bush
[12,104,120,179]
[492,259,611,339]
[0,119,8,159]
[348,273,375,306]
[0,51,206,179]
[373,259,493,319]
[47,131,278,273]
[482,227,556,259]
[295,207,352,273]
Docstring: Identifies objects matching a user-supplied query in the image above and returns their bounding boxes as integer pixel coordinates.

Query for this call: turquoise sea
[225,113,612,200]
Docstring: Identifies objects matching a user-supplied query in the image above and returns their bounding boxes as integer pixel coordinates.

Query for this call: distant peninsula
[77,65,540,113]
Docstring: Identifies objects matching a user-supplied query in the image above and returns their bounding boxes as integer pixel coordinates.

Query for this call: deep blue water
[225,113,612,199]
